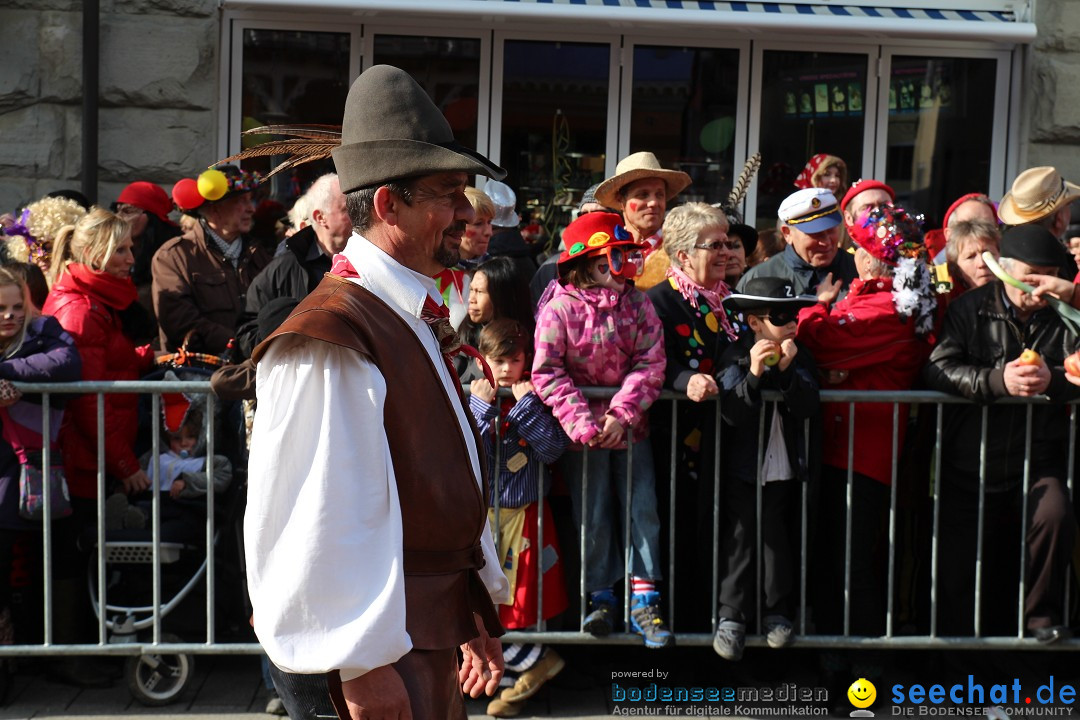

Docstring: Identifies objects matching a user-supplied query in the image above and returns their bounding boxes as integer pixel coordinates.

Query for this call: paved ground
[0,645,1075,719]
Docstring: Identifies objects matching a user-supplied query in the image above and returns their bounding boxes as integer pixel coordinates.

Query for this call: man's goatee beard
[434,245,460,269]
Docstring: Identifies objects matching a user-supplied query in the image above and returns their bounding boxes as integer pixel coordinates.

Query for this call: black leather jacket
[923,282,1080,491]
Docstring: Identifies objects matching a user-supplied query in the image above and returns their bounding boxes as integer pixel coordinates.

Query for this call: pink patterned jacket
[532,281,666,447]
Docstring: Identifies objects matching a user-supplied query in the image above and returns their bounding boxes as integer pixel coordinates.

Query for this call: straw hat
[998,167,1080,226]
[594,152,692,210]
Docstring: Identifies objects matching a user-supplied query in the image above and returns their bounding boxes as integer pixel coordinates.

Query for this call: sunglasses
[695,239,741,252]
[754,310,798,326]
[593,245,645,279]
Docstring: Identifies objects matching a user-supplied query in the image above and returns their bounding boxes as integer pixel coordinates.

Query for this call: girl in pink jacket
[532,212,670,649]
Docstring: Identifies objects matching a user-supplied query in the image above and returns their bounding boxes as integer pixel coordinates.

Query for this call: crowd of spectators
[3,147,1080,716]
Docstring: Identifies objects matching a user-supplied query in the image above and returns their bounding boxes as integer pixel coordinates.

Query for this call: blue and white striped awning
[229,0,1036,43]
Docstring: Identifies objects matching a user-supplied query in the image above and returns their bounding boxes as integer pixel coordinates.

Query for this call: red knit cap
[117,181,175,224]
[840,179,896,213]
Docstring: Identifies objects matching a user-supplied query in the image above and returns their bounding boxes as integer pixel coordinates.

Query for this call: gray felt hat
[331,65,506,194]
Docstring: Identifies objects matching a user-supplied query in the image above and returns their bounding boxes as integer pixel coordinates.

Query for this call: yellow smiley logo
[848,678,876,709]
[586,232,611,247]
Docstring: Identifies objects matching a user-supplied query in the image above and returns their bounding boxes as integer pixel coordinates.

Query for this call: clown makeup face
[588,254,627,291]
[621,178,667,240]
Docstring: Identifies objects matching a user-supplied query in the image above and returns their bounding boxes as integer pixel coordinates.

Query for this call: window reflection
[629,46,740,207]
[501,40,610,253]
[885,57,997,225]
[757,51,867,222]
[373,35,482,152]
[240,30,350,196]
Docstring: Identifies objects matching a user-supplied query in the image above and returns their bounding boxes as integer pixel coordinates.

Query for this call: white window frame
[618,36,751,210]
[219,14,363,161]
[489,30,622,183]
[874,45,1013,204]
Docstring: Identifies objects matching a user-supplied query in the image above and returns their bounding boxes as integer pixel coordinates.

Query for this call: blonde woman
[43,208,155,501]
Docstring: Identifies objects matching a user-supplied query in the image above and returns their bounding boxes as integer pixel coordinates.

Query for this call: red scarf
[65,263,138,310]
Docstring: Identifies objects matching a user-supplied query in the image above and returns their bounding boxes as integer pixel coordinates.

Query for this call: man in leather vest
[245,65,511,719]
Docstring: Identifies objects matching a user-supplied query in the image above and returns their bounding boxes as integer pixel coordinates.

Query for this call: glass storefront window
[240,30,350,199]
[372,35,483,152]
[756,50,868,223]
[629,45,740,208]
[500,40,610,252]
[884,56,998,226]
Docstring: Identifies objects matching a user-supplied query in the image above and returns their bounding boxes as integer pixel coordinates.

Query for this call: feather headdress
[216,124,343,181]
[714,152,762,223]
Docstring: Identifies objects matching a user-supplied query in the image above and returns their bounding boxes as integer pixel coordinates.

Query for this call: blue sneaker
[630,592,674,649]
[582,590,617,636]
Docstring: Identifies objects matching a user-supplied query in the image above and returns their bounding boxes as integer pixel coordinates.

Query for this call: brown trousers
[327,648,465,720]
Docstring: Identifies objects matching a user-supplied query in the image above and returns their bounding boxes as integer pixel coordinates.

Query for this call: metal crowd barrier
[3,382,1078,658]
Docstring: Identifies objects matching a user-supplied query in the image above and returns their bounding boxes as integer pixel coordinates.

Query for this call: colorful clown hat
[849,204,926,266]
[557,211,643,266]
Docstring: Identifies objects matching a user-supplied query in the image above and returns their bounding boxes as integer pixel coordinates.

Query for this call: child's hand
[749,339,779,378]
[816,272,842,306]
[686,373,718,402]
[511,380,534,401]
[470,378,497,404]
[170,479,186,499]
[777,338,798,371]
[591,414,625,449]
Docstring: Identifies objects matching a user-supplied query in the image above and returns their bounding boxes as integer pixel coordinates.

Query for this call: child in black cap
[713,276,821,661]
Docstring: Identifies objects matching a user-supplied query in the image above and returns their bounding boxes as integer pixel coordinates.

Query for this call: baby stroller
[85,351,247,705]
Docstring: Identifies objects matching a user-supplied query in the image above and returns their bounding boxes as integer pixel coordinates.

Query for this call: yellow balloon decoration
[197,169,229,201]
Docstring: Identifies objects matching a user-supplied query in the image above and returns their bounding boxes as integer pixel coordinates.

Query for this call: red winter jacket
[796,277,936,485]
[43,266,155,498]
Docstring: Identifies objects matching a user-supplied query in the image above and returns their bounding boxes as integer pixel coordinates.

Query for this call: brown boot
[486,696,524,718]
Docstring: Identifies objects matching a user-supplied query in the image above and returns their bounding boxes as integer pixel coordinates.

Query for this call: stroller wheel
[125,637,194,706]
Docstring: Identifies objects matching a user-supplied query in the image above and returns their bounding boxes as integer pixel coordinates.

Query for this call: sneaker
[764,615,794,649]
[500,648,565,703]
[582,590,617,636]
[629,592,674,649]
[712,618,746,661]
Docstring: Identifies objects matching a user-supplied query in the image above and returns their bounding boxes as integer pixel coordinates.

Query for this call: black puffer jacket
[244,226,331,316]
[923,282,1080,491]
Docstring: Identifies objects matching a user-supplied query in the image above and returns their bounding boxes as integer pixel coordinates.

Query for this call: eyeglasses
[593,245,645,279]
[754,311,797,326]
[694,239,741,252]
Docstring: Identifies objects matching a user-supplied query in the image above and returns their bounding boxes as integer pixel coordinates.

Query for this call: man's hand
[685,373,718,403]
[1003,357,1051,397]
[511,380,534,401]
[340,665,412,720]
[459,613,503,698]
[777,338,798,372]
[816,272,842,306]
[588,414,625,449]
[469,378,497,404]
[121,469,151,495]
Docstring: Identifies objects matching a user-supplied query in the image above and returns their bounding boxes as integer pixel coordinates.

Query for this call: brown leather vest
[253,274,503,649]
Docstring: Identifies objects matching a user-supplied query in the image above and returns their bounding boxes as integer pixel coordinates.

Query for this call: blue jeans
[559,441,663,592]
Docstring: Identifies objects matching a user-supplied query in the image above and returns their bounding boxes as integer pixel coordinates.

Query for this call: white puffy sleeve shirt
[244,235,508,681]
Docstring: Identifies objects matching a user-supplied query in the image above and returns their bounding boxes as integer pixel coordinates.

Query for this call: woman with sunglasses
[532,211,672,649]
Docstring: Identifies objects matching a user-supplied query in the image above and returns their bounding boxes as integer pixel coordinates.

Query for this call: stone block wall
[1025,0,1080,179]
[0,0,218,214]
